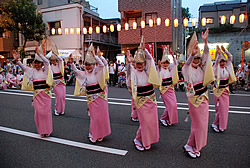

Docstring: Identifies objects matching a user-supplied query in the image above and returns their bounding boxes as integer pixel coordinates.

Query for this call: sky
[88,0,244,19]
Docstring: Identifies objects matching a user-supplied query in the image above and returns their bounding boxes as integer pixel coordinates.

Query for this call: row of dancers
[12,28,236,159]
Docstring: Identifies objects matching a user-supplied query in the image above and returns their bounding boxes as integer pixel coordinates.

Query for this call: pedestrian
[158,47,179,127]
[49,52,66,116]
[126,36,160,151]
[13,47,53,138]
[182,28,215,158]
[109,61,116,86]
[0,68,7,90]
[211,45,236,133]
[6,68,16,88]
[70,44,111,143]
[16,69,23,89]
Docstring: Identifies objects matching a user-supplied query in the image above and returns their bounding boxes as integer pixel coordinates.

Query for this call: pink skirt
[160,88,178,125]
[213,90,229,130]
[187,99,209,152]
[33,91,53,135]
[131,97,138,119]
[88,97,111,141]
[54,82,66,113]
[136,99,159,147]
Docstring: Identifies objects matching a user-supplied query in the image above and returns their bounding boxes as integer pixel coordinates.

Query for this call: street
[0,86,250,168]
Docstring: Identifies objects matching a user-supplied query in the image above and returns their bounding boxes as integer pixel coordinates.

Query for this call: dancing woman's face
[135,62,145,72]
[85,64,94,73]
[162,61,170,69]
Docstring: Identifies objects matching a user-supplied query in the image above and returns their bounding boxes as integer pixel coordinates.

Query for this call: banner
[145,43,154,58]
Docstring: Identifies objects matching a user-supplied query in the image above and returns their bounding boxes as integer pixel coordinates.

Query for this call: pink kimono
[127,49,159,148]
[212,50,234,131]
[182,43,214,153]
[17,55,53,136]
[72,56,111,141]
[51,56,66,114]
[159,57,178,125]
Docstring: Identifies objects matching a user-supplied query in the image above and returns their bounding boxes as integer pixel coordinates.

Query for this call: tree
[182,7,191,19]
[0,0,46,58]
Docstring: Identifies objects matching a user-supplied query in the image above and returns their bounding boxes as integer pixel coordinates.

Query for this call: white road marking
[5,89,250,110]
[0,126,128,156]
[1,91,250,114]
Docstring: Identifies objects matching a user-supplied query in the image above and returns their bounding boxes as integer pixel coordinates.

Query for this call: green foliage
[182,7,191,19]
[0,0,46,58]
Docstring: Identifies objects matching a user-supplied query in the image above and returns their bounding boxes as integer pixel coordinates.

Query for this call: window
[48,21,61,35]
[145,13,157,24]
[206,18,214,24]
[38,0,43,5]
[1,32,9,38]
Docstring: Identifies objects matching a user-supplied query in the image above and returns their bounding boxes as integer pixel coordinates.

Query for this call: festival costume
[17,53,53,136]
[50,54,66,115]
[182,32,215,156]
[72,44,111,142]
[212,50,236,131]
[127,37,160,149]
[159,49,179,126]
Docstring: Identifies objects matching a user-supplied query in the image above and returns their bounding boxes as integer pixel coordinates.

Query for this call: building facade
[31,0,120,61]
[118,0,182,61]
[198,0,250,64]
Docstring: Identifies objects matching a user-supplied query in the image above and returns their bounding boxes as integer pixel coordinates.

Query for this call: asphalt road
[0,86,250,168]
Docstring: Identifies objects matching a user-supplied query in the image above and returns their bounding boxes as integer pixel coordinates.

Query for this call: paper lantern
[125,23,129,30]
[70,28,74,35]
[96,26,100,34]
[183,18,188,27]
[132,22,137,29]
[239,14,245,23]
[156,17,161,26]
[141,20,145,28]
[149,19,153,27]
[65,28,68,35]
[165,18,170,27]
[202,17,206,26]
[103,25,107,33]
[230,15,236,24]
[221,15,226,24]
[51,28,55,35]
[58,28,62,35]
[174,19,178,27]
[76,28,80,34]
[83,27,87,34]
[110,24,114,32]
[117,24,121,31]
[192,18,197,27]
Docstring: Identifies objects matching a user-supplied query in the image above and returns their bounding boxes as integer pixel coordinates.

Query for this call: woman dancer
[126,36,160,151]
[49,53,66,116]
[211,45,236,132]
[158,48,179,126]
[182,28,215,158]
[71,44,111,143]
[14,47,53,138]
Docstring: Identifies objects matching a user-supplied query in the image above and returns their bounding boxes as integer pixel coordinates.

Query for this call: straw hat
[134,36,146,63]
[84,43,96,64]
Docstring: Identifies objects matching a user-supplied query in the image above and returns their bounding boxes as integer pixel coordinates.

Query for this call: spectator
[109,61,116,86]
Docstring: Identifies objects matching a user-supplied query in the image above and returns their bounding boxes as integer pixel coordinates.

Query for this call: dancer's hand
[202,28,209,43]
[12,50,20,61]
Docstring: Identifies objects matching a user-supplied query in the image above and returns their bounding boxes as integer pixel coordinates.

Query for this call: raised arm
[221,46,232,63]
[100,56,108,66]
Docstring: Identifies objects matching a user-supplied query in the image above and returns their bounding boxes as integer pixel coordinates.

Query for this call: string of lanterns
[50,14,247,35]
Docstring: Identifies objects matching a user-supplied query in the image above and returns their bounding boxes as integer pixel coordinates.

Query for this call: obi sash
[53,72,63,80]
[193,81,207,96]
[219,78,229,88]
[162,76,172,86]
[137,84,154,97]
[33,79,50,90]
[86,83,103,94]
